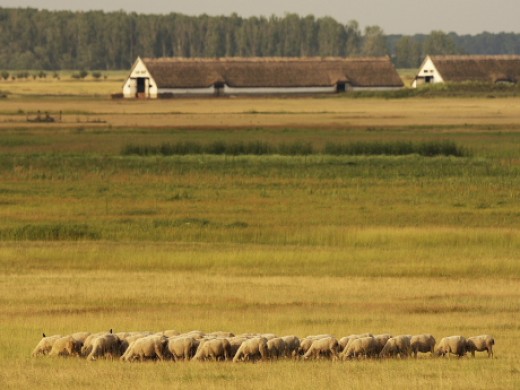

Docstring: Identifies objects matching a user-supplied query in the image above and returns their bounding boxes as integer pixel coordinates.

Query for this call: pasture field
[0,90,519,389]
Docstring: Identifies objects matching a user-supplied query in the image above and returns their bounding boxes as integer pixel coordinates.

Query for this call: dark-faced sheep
[87,334,122,361]
[281,336,300,359]
[267,338,287,360]
[379,336,411,359]
[435,336,467,358]
[410,334,436,358]
[466,335,494,358]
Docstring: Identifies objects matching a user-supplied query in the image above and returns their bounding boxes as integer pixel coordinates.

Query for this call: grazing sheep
[120,335,168,362]
[48,336,82,357]
[379,336,411,359]
[32,334,62,357]
[303,337,340,360]
[466,335,494,358]
[298,338,314,357]
[81,331,116,357]
[87,334,122,361]
[192,338,231,361]
[339,334,374,353]
[166,337,198,361]
[228,337,247,358]
[373,334,393,356]
[233,337,269,363]
[70,332,91,344]
[435,336,467,358]
[281,336,300,358]
[343,336,377,359]
[410,334,436,358]
[267,338,287,360]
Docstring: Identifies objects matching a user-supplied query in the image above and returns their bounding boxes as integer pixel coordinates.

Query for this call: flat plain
[0,77,519,389]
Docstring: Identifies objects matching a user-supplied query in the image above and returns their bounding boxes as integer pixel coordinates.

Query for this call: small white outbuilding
[413,55,520,88]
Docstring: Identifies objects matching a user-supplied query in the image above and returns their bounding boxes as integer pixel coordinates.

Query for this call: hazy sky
[1,0,519,35]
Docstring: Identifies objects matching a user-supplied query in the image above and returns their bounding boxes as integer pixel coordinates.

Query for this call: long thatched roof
[141,57,403,89]
[430,55,520,83]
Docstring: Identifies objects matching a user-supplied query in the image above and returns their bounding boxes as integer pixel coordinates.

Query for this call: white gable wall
[123,57,158,98]
[412,56,444,88]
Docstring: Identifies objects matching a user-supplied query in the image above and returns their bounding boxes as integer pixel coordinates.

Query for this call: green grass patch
[0,224,100,241]
[121,140,467,157]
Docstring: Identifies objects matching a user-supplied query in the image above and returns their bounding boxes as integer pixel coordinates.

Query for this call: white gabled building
[123,57,158,98]
[123,56,404,98]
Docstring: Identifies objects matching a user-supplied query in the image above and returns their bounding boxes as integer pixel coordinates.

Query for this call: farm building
[413,55,520,87]
[123,56,403,98]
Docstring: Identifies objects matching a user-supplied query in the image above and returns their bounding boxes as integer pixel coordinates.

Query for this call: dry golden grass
[2,95,520,129]
[0,86,519,388]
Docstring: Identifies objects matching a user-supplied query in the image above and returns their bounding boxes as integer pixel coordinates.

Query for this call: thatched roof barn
[413,55,520,87]
[123,56,403,98]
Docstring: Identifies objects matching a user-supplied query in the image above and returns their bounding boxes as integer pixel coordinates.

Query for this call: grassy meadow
[0,78,519,388]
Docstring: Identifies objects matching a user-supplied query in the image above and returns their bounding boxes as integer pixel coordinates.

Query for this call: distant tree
[423,30,459,55]
[362,26,388,56]
[1,71,9,80]
[394,36,422,67]
[345,20,361,55]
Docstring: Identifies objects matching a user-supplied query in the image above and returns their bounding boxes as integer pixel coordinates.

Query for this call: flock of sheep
[31,329,495,362]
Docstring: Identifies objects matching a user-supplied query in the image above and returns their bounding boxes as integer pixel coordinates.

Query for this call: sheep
[373,334,393,356]
[303,337,340,360]
[207,331,235,338]
[31,333,62,357]
[267,338,287,360]
[120,335,168,362]
[166,337,198,361]
[157,330,180,338]
[233,337,269,363]
[435,336,467,358]
[342,336,377,359]
[298,338,314,357]
[81,331,116,357]
[228,337,247,358]
[281,336,300,358]
[87,333,122,361]
[466,335,494,358]
[410,334,436,358]
[192,338,231,361]
[338,333,374,353]
[379,335,411,359]
[70,332,91,344]
[180,330,206,340]
[48,336,82,357]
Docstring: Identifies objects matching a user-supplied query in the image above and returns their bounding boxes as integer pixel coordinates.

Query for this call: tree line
[1,7,520,70]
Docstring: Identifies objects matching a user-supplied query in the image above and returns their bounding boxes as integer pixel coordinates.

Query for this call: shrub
[0,224,100,240]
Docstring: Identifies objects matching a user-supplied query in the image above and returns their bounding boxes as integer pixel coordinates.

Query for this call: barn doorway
[336,82,346,93]
[136,77,148,98]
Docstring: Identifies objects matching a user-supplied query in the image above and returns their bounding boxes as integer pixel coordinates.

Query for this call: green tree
[423,30,459,55]
[362,25,388,56]
[394,36,422,67]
